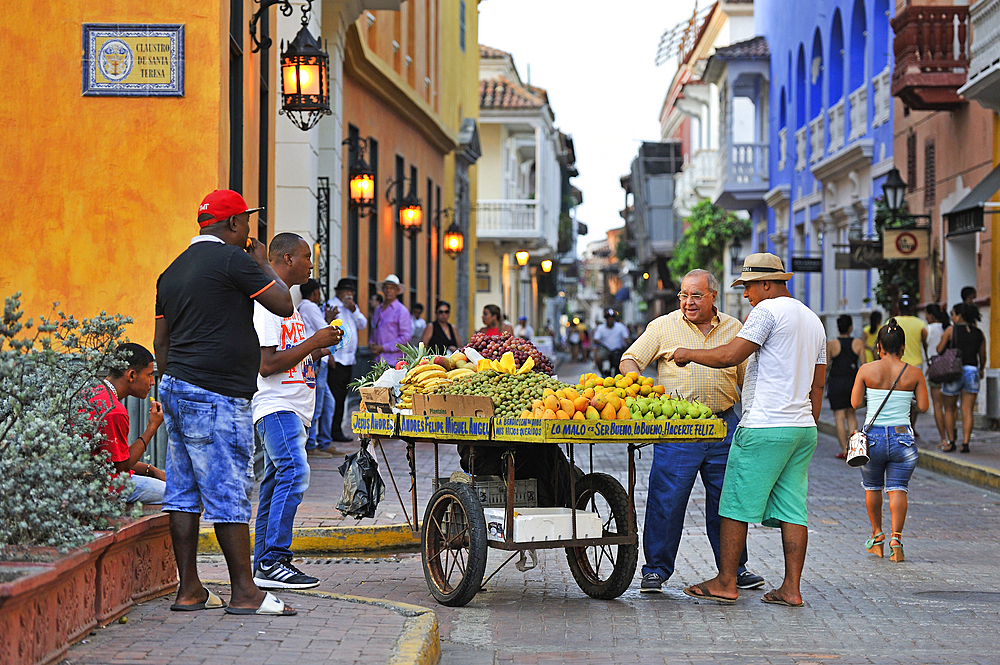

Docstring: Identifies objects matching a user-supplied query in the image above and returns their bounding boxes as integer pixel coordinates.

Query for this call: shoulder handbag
[846,364,908,467]
[926,327,963,384]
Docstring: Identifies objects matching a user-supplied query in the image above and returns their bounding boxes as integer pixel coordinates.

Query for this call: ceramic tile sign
[82,24,184,96]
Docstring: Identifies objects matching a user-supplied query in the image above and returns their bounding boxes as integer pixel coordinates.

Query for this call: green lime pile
[435,370,572,418]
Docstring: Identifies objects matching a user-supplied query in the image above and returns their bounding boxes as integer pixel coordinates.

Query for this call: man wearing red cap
[154,190,299,616]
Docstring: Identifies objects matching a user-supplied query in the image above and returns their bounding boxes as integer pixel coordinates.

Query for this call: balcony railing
[873,66,891,127]
[848,83,868,142]
[961,0,1000,112]
[809,113,825,164]
[795,127,807,171]
[891,4,970,110]
[828,100,845,153]
[476,200,540,239]
[778,127,787,171]
[722,142,768,187]
[691,149,717,192]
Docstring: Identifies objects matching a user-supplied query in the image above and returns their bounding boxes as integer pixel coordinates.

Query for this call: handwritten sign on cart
[492,417,545,442]
[352,412,397,437]
[545,418,725,441]
[399,415,491,440]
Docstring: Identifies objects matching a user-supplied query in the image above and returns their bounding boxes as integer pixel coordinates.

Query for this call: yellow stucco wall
[0,2,262,347]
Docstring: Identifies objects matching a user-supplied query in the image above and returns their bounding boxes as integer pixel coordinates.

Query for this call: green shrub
[0,293,138,551]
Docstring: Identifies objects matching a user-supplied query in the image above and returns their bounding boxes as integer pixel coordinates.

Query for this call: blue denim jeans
[860,425,918,492]
[254,411,311,568]
[641,407,749,581]
[160,375,255,523]
[126,475,166,504]
[306,361,334,451]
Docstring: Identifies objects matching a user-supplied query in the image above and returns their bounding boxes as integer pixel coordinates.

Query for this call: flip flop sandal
[760,590,804,607]
[682,582,738,604]
[224,591,297,616]
[170,588,227,612]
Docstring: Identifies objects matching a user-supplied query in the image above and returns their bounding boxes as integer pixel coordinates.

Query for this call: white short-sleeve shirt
[737,296,827,428]
[251,303,316,426]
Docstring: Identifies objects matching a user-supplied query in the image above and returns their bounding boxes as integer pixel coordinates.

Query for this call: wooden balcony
[891,4,970,110]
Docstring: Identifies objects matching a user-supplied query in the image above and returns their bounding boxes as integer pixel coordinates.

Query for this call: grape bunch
[436,370,571,417]
[466,331,554,375]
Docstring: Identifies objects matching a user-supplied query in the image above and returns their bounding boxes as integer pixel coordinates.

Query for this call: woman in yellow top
[862,310,882,363]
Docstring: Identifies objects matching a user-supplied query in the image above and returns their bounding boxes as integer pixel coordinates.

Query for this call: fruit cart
[351,410,727,607]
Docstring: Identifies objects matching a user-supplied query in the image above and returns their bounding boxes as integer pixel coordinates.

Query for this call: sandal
[941,441,956,452]
[889,532,904,563]
[835,452,847,459]
[865,531,885,557]
[961,443,970,453]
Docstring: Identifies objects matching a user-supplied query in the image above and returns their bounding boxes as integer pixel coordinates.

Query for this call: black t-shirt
[953,324,985,367]
[155,239,275,399]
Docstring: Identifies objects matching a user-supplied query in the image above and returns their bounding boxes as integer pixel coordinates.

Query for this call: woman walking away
[851,320,929,562]
[827,314,865,458]
[924,304,953,450]
[937,303,986,453]
[863,310,883,363]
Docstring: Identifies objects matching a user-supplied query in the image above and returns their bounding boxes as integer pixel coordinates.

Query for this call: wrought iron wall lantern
[540,259,553,273]
[386,177,423,236]
[881,167,931,228]
[342,136,375,210]
[250,0,331,131]
[515,250,530,267]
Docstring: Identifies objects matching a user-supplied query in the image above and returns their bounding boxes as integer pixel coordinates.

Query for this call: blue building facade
[754,0,896,327]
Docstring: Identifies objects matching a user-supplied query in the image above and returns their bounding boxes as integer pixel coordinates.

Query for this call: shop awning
[943,162,1000,236]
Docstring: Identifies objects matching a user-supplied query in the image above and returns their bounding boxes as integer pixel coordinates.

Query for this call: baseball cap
[605,309,616,317]
[518,315,527,321]
[899,293,914,307]
[197,190,264,227]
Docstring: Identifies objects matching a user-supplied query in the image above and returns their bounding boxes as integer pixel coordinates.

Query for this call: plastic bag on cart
[336,441,386,519]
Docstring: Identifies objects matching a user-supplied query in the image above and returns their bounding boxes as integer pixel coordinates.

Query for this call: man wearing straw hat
[673,253,826,608]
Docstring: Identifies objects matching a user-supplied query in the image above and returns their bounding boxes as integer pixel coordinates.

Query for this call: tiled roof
[479,45,509,59]
[713,35,769,60]
[480,76,546,110]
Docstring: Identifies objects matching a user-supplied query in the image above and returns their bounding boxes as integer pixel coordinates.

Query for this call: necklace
[103,379,118,400]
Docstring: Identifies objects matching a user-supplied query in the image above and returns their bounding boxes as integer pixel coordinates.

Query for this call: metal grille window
[459,0,466,52]
[906,133,917,193]
[924,140,936,208]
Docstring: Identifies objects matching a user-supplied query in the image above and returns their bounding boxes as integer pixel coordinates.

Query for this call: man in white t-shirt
[251,234,341,590]
[673,253,826,608]
[514,316,534,339]
[592,309,630,374]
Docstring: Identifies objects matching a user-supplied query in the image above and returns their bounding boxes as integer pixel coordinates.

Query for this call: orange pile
[519,371,666,420]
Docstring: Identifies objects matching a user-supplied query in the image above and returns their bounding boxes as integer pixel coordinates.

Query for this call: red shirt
[88,385,132,489]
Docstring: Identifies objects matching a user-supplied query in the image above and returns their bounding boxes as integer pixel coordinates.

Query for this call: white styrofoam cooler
[483,507,604,543]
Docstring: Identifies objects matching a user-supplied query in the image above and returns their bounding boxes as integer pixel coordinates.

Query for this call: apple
[433,355,454,371]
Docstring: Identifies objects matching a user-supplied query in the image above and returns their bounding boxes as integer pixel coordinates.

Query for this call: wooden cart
[352,412,727,607]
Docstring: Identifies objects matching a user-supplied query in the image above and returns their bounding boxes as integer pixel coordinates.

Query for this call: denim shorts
[941,365,980,397]
[160,375,255,523]
[859,425,918,493]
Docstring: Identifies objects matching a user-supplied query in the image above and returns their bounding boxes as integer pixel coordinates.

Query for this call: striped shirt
[621,309,746,414]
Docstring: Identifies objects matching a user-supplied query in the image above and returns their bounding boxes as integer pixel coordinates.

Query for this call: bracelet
[137,435,147,449]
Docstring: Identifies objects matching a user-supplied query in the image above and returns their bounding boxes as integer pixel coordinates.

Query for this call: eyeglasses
[678,292,712,301]
[437,309,450,314]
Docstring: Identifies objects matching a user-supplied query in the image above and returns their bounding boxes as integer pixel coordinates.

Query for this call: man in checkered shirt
[620,269,764,594]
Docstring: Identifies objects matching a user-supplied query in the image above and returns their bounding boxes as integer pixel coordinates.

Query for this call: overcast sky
[477,0,699,252]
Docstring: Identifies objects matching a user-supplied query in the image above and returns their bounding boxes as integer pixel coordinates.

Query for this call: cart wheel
[565,472,638,599]
[421,482,488,607]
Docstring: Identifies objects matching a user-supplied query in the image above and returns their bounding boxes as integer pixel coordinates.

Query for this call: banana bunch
[476,352,534,375]
[397,363,453,409]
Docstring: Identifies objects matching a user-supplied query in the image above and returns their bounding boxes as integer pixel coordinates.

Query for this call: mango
[542,408,557,420]
[600,402,617,420]
[591,394,608,411]
[573,396,590,413]
[625,371,639,382]
[572,410,585,420]
[564,387,580,401]
[559,398,576,416]
[640,385,652,396]
[543,394,560,411]
[585,405,600,420]
[583,387,596,400]
[542,388,556,398]
[603,376,616,387]
[617,404,631,419]
[653,385,665,395]
[556,409,570,420]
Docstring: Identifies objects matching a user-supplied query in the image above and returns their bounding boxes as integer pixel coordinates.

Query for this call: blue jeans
[160,375,255,523]
[254,411,310,568]
[126,475,166,504]
[860,425,918,492]
[642,407,749,581]
[306,361,334,451]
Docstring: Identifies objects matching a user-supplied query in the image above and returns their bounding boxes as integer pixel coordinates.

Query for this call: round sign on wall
[895,231,918,255]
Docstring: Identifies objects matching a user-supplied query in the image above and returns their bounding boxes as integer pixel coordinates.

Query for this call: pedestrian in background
[422,300,460,353]
[155,189,297,616]
[620,268,763,595]
[327,278,366,443]
[514,315,534,339]
[251,234,342,590]
[480,304,512,336]
[924,303,952,450]
[369,275,411,365]
[410,302,427,345]
[851,320,928,562]
[674,254,826,608]
[937,303,986,453]
[827,314,864,459]
[962,286,977,305]
[592,308,630,376]
[863,310,882,363]
[297,279,336,458]
[893,295,928,434]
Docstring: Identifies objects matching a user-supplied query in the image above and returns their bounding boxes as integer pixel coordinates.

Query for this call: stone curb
[203,580,440,665]
[198,523,421,555]
[817,418,1000,492]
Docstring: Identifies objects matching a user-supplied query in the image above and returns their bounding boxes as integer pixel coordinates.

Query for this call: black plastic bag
[336,441,386,519]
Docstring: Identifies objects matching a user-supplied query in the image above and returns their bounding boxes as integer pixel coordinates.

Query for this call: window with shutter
[907,133,917,193]
[924,140,936,208]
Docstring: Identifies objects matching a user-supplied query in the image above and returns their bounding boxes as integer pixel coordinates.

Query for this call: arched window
[810,29,824,119]
[849,0,867,90]
[874,0,890,71]
[796,45,807,127]
[829,10,844,104]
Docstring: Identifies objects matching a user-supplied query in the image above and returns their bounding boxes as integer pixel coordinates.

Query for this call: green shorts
[719,425,817,528]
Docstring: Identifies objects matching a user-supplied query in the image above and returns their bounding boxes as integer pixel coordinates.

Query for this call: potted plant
[0,293,176,665]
